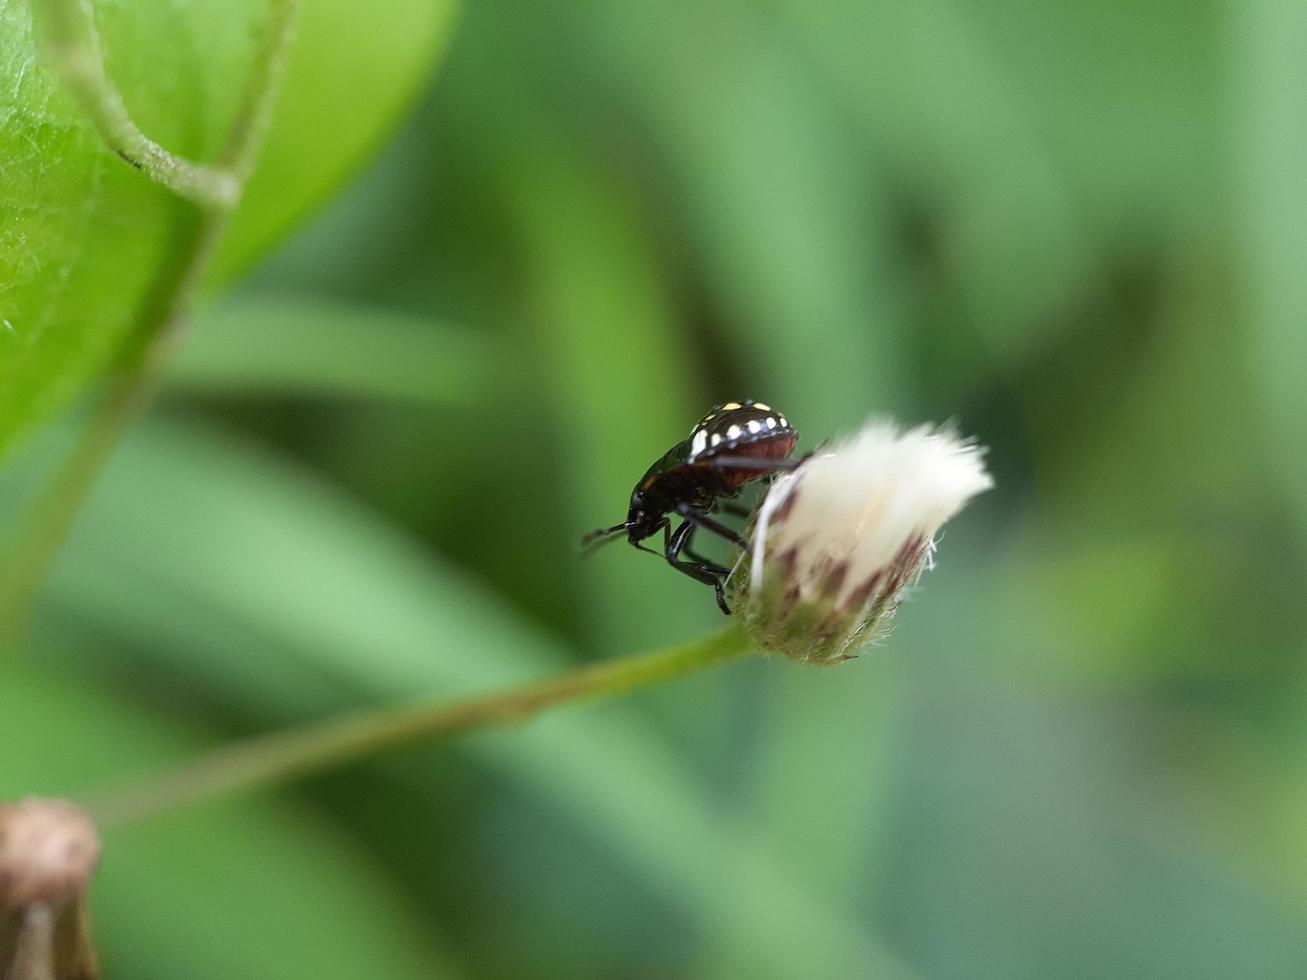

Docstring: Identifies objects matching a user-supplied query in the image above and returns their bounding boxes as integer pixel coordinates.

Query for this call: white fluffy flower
[733,420,992,664]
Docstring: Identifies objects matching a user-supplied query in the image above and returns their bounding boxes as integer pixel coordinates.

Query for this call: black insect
[582,400,799,614]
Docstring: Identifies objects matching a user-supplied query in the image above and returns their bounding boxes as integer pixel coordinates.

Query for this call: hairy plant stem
[0,904,56,980]
[0,0,299,640]
[35,0,257,206]
[88,624,756,829]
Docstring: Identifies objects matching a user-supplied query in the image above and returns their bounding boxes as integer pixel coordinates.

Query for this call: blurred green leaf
[574,0,910,427]
[207,0,458,285]
[426,8,712,651]
[872,532,1307,980]
[504,145,709,651]
[0,659,465,980]
[794,0,1092,344]
[1231,0,1307,540]
[169,294,493,405]
[0,0,455,459]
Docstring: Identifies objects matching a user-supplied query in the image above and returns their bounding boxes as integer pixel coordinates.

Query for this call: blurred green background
[4,0,1307,977]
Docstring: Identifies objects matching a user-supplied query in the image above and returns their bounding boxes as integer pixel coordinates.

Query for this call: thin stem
[0,367,164,638]
[218,0,299,182]
[35,0,237,208]
[0,905,56,980]
[88,625,755,830]
[52,895,98,980]
[0,0,300,639]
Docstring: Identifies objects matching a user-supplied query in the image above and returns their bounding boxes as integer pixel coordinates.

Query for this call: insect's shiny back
[687,400,793,462]
[633,400,797,509]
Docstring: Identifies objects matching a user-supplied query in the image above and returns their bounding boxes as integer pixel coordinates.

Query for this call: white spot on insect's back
[765,417,777,430]
[711,433,723,447]
[690,428,708,458]
[779,416,788,428]
[727,424,742,440]
[747,419,762,434]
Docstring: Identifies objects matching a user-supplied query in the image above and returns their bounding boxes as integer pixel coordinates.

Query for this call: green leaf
[0,659,467,980]
[1231,0,1307,542]
[168,294,494,406]
[207,0,458,284]
[571,0,910,427]
[0,0,456,459]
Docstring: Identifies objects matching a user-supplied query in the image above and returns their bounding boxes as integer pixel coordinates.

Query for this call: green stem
[88,625,756,830]
[217,0,299,182]
[35,0,237,207]
[0,905,55,980]
[0,0,300,639]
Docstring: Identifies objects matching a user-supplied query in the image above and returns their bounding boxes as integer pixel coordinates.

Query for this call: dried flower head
[0,798,101,909]
[732,420,992,664]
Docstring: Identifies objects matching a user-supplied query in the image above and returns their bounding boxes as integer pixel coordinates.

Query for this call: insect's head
[579,489,663,556]
[623,489,662,544]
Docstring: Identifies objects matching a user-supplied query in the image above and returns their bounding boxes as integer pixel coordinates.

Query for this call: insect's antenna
[580,522,629,556]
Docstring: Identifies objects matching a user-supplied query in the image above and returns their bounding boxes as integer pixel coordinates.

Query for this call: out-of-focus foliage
[0,0,455,457]
[3,1,1306,978]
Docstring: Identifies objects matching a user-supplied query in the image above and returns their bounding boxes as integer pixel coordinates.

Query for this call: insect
[582,400,799,614]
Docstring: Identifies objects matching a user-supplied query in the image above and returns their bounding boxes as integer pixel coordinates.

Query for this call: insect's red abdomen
[716,430,798,488]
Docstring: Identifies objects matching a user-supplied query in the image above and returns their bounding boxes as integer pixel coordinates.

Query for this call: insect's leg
[666,520,726,572]
[680,521,731,575]
[683,544,729,574]
[664,519,731,614]
[675,503,746,548]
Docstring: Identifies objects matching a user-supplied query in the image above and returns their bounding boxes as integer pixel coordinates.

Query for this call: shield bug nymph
[582,400,799,613]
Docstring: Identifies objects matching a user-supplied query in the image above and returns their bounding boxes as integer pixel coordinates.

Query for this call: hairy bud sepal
[731,421,991,665]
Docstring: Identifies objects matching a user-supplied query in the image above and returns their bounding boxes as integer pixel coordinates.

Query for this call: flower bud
[732,420,991,664]
[0,799,100,910]
[0,798,101,980]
